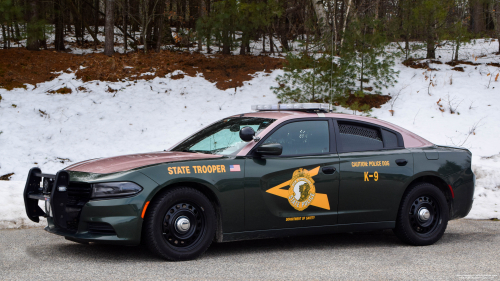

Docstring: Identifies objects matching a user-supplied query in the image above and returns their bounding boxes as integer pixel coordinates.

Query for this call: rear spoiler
[436,145,472,155]
[23,167,70,222]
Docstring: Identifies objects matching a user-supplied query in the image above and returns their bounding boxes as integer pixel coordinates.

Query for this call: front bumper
[24,168,158,245]
[44,198,144,245]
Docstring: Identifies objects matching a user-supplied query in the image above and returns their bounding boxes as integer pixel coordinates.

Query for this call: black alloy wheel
[394,182,449,246]
[409,195,439,234]
[162,202,205,248]
[144,187,216,261]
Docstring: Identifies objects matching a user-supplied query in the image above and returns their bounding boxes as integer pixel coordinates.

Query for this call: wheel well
[149,182,224,243]
[406,176,453,215]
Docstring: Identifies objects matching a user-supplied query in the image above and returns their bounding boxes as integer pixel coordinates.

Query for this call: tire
[144,187,216,261]
[394,182,449,246]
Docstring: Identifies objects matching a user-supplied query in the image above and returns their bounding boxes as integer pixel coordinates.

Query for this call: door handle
[322,166,336,174]
[395,159,408,166]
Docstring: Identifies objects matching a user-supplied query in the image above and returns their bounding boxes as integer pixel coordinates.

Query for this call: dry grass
[0,48,284,91]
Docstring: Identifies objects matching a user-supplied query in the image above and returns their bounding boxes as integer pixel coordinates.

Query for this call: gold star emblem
[266,167,330,211]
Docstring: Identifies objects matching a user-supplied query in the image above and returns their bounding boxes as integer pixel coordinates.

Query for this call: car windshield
[171,117,276,155]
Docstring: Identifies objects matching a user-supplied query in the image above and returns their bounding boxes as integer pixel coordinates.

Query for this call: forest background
[1,0,500,111]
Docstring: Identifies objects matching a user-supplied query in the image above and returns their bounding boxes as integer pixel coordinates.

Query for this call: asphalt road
[0,219,499,280]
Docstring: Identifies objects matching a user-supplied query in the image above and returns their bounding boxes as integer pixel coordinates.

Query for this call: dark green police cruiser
[23,103,475,261]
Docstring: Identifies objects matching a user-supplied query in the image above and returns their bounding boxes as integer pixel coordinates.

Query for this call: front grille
[56,182,92,233]
[87,222,116,235]
[67,182,93,201]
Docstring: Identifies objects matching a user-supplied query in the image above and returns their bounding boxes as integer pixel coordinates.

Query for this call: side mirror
[239,126,256,142]
[256,143,283,156]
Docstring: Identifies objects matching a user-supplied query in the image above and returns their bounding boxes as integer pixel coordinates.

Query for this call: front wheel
[143,187,216,260]
[394,183,449,246]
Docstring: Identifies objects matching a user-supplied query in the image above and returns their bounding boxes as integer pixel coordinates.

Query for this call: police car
[23,103,475,261]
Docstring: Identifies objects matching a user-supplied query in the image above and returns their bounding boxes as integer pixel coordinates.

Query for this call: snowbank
[1,39,500,229]
[0,181,46,228]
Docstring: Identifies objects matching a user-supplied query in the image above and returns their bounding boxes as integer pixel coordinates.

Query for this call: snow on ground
[0,181,46,228]
[0,39,499,229]
[0,69,280,228]
[2,25,288,57]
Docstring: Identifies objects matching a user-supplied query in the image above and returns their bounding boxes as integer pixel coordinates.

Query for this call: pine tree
[272,52,354,104]
[273,15,399,113]
[412,0,454,59]
[340,16,399,96]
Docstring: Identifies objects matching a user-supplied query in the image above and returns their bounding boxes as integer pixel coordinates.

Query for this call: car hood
[64,151,222,174]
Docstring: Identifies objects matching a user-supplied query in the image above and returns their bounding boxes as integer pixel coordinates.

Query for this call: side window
[338,122,383,152]
[263,121,330,156]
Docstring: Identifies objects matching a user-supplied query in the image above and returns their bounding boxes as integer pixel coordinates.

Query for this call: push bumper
[23,167,148,245]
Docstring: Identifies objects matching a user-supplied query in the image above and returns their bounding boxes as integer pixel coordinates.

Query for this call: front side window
[263,121,330,156]
[172,117,275,155]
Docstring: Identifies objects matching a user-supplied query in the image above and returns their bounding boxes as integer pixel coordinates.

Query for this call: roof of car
[234,111,434,150]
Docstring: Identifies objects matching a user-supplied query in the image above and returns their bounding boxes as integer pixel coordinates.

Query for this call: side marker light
[141,201,150,219]
[448,185,455,198]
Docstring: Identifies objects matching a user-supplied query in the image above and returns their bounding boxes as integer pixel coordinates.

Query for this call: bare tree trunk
[490,0,500,53]
[197,0,204,52]
[472,0,485,34]
[104,0,114,56]
[123,0,128,52]
[94,0,99,34]
[26,0,40,51]
[340,0,352,50]
[332,0,338,54]
[67,0,101,44]
[239,30,247,55]
[189,0,200,29]
[1,25,7,49]
[55,0,66,51]
[140,0,148,53]
[94,0,99,49]
[7,22,11,48]
[310,0,328,36]
[222,29,230,54]
[426,29,436,59]
[74,0,84,45]
[269,31,274,53]
[155,0,165,52]
[373,0,380,34]
[278,16,289,51]
[14,22,21,40]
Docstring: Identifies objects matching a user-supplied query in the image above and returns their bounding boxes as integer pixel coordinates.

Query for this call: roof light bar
[251,103,330,113]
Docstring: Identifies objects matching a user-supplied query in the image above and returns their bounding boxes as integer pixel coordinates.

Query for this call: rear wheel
[144,187,216,260]
[394,182,449,246]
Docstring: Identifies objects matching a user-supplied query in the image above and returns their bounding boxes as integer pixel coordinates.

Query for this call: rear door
[335,119,414,224]
[244,119,340,231]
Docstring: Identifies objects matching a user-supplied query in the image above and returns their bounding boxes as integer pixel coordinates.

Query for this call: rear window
[338,122,383,152]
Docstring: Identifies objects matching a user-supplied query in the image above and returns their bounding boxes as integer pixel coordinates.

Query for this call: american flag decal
[230,165,241,172]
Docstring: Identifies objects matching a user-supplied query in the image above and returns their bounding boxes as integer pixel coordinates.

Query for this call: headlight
[91,182,143,198]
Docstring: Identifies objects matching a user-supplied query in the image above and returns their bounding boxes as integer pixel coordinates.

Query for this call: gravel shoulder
[1,219,499,280]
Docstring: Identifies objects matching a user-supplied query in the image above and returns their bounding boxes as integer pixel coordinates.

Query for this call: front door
[244,119,340,231]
